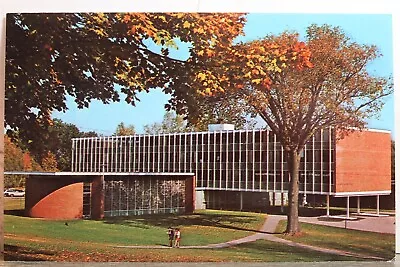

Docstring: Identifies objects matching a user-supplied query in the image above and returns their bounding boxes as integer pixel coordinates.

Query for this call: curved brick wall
[25,176,83,219]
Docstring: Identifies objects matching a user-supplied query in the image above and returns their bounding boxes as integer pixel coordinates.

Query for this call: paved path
[116,214,391,260]
[298,214,395,234]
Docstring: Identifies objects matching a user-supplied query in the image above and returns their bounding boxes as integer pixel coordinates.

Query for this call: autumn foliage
[6,12,246,148]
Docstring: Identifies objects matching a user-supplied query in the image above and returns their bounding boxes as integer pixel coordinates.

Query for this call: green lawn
[5,209,266,247]
[276,220,395,260]
[3,198,395,262]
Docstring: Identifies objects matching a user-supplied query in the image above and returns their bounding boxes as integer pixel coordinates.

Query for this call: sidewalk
[298,214,395,234]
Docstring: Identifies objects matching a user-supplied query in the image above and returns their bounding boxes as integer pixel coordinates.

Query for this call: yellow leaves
[176,13,185,19]
[114,57,121,67]
[183,21,191,28]
[251,78,262,85]
[158,15,166,22]
[197,49,214,57]
[197,72,207,81]
[246,61,254,68]
[194,27,205,34]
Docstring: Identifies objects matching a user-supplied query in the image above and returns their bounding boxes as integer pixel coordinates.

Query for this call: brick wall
[334,130,391,193]
[25,176,83,219]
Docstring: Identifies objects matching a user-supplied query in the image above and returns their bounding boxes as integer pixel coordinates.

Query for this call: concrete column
[240,191,243,211]
[357,196,360,214]
[346,196,350,219]
[326,195,330,216]
[195,190,206,210]
[377,195,380,215]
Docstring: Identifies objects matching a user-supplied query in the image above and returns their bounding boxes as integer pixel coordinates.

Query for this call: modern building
[12,125,391,219]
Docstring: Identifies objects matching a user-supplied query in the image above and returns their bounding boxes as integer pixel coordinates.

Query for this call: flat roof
[4,171,195,176]
[71,127,391,140]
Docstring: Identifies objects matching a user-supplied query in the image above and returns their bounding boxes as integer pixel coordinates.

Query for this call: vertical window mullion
[219,131,222,189]
[138,136,141,172]
[329,127,332,194]
[259,129,262,191]
[232,131,235,189]
[320,129,323,193]
[173,133,176,173]
[110,136,114,172]
[245,130,249,191]
[213,132,216,188]
[167,134,170,172]
[253,130,255,191]
[273,133,276,192]
[153,134,156,172]
[225,131,229,189]
[238,131,242,190]
[184,134,187,173]
[157,134,161,172]
[128,136,132,173]
[281,145,284,193]
[133,136,136,172]
[147,135,150,172]
[207,132,210,188]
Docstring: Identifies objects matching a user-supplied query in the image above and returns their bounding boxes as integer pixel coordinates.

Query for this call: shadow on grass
[264,206,362,218]
[4,209,25,216]
[102,211,269,234]
[4,245,55,261]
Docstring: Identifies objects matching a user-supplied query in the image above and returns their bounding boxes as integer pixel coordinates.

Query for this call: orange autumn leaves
[194,32,314,97]
[86,13,313,99]
[117,13,246,53]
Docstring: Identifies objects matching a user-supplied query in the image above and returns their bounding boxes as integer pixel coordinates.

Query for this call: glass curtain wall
[103,176,186,216]
[72,128,335,195]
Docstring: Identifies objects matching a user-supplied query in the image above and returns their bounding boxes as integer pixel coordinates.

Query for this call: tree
[196,24,392,234]
[6,13,246,148]
[144,111,188,134]
[4,136,42,188]
[184,92,258,131]
[10,119,98,171]
[114,122,136,136]
[40,151,59,172]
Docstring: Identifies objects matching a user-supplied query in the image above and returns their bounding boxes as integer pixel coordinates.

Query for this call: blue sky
[53,13,394,137]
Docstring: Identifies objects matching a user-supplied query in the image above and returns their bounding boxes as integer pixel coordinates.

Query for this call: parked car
[4,188,25,197]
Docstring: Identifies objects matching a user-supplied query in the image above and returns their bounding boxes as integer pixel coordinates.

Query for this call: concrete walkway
[298,214,395,234]
[116,214,392,260]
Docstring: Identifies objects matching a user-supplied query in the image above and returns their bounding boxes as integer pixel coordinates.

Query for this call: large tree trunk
[285,149,301,234]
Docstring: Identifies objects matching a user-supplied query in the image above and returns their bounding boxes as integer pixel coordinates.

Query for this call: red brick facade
[334,130,391,194]
[185,176,196,213]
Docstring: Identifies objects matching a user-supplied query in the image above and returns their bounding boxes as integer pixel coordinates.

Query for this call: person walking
[174,228,181,248]
[167,227,175,247]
